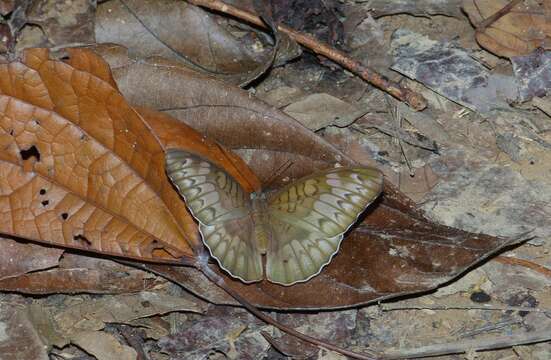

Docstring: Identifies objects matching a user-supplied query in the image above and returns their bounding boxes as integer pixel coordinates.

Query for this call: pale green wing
[165,149,262,283]
[266,167,383,285]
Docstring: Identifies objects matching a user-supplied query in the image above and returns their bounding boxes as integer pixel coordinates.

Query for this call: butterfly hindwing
[165,149,263,282]
[200,217,263,282]
[266,167,383,285]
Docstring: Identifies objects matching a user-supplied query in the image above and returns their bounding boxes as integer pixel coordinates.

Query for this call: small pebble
[470,291,491,303]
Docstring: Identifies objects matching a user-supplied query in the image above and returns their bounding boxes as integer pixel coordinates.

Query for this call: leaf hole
[41,200,49,207]
[8,129,13,136]
[73,234,91,246]
[33,119,40,126]
[39,189,47,195]
[61,212,69,220]
[20,145,41,162]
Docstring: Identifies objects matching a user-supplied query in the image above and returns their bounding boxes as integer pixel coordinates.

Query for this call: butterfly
[165,149,383,286]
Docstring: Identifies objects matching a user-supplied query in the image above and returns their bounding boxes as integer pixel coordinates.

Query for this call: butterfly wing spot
[215,171,227,189]
[199,220,263,283]
[303,179,319,196]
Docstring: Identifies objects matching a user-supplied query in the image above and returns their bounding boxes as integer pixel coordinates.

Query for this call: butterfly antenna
[213,142,261,192]
[263,160,294,190]
[198,263,382,360]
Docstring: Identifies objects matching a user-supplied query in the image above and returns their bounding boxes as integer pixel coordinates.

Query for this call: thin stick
[383,325,551,359]
[187,0,427,111]
[119,259,381,360]
[475,0,523,31]
[198,263,381,360]
[495,255,551,278]
[381,303,551,315]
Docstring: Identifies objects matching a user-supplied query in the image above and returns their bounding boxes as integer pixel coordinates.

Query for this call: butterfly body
[166,149,383,286]
[250,195,270,254]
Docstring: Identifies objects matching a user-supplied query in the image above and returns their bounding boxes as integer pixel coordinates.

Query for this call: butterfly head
[250,192,266,200]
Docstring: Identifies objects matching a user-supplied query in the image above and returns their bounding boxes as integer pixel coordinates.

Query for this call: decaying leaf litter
[0,0,549,359]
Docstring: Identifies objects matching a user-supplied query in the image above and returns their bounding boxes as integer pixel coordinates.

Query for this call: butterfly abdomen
[251,197,270,254]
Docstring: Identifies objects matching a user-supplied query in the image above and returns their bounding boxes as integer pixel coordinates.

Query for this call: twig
[381,303,551,315]
[198,263,381,360]
[382,324,551,359]
[457,319,522,338]
[387,96,414,177]
[495,255,551,278]
[119,259,381,360]
[475,0,523,31]
[186,0,427,110]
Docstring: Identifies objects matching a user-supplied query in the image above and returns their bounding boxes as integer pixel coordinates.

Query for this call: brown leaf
[0,237,62,280]
[96,0,274,86]
[463,0,551,57]
[0,47,198,261]
[0,249,166,294]
[19,0,96,48]
[92,44,351,169]
[0,48,262,268]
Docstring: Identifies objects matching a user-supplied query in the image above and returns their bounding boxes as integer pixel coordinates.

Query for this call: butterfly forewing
[165,149,263,282]
[266,167,383,285]
[165,149,251,224]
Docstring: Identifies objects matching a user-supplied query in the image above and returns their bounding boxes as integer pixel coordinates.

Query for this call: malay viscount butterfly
[165,149,383,285]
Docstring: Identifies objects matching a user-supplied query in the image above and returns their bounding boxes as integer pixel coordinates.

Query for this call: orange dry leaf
[0,48,259,264]
[463,0,551,57]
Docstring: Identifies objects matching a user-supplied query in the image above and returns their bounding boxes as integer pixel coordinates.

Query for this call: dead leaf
[17,0,95,50]
[0,47,264,267]
[68,44,523,310]
[0,237,62,280]
[96,0,275,86]
[283,93,369,130]
[367,0,464,18]
[0,302,48,360]
[0,250,167,294]
[512,49,551,102]
[158,306,270,360]
[462,0,551,57]
[53,291,205,335]
[0,47,521,312]
[91,44,350,168]
[391,29,519,113]
[0,47,198,261]
[71,331,137,360]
